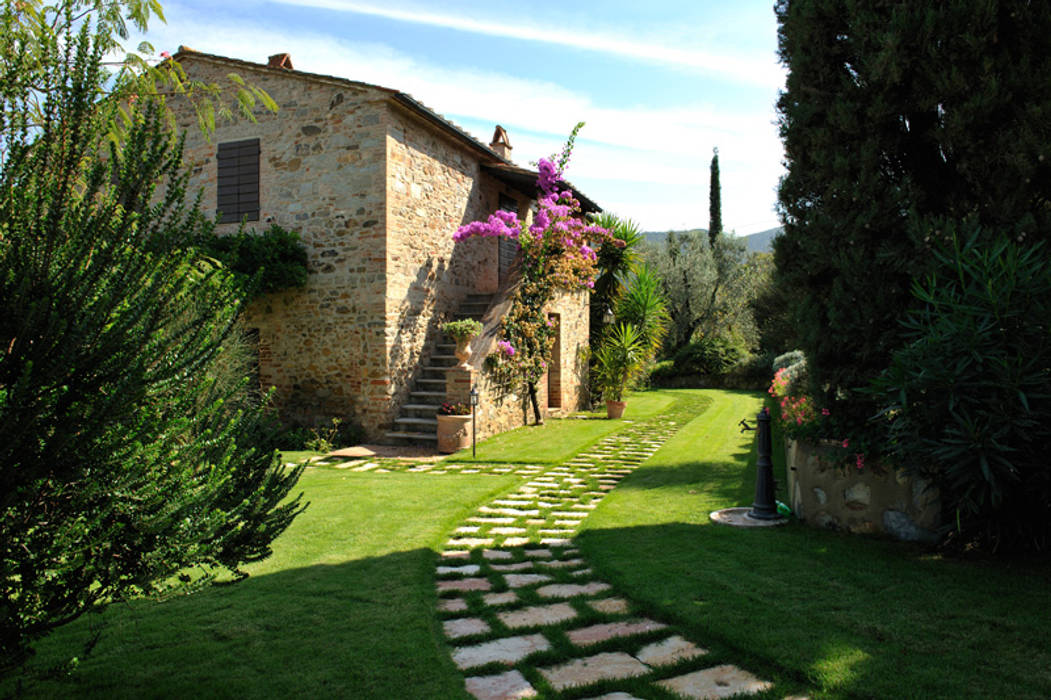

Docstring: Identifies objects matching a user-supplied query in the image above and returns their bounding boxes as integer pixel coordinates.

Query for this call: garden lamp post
[469,386,479,458]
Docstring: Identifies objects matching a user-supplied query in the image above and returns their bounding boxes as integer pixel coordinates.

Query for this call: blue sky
[140,0,786,234]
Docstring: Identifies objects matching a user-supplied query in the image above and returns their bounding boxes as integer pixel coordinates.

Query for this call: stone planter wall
[785,439,940,543]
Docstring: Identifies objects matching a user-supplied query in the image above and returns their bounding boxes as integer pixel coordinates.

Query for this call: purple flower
[497,340,516,357]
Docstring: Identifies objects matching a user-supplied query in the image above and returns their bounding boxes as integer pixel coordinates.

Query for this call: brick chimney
[267,53,294,70]
[489,125,512,161]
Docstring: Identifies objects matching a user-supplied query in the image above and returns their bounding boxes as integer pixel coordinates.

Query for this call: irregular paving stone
[491,561,534,572]
[566,619,668,646]
[555,520,583,528]
[552,511,588,518]
[537,582,612,598]
[447,538,495,548]
[438,598,468,613]
[436,564,482,576]
[470,516,517,524]
[480,507,540,517]
[483,549,514,560]
[444,617,491,639]
[493,500,535,507]
[539,529,575,536]
[635,635,708,666]
[482,591,519,606]
[571,568,594,577]
[504,573,553,588]
[656,664,773,699]
[580,694,645,700]
[438,578,492,592]
[541,538,572,546]
[587,597,629,614]
[456,526,482,534]
[452,633,551,670]
[464,670,537,700]
[498,602,578,629]
[526,518,547,525]
[538,652,650,690]
[524,549,553,558]
[502,537,530,547]
[536,558,584,569]
[489,527,527,535]
[441,550,471,560]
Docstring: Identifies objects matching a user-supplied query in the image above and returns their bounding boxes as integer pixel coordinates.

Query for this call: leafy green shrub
[732,351,776,383]
[593,323,646,402]
[441,318,483,341]
[647,359,676,382]
[772,350,805,373]
[197,225,308,297]
[672,335,743,376]
[871,226,1051,554]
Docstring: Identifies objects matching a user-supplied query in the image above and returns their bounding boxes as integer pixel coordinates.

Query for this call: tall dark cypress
[707,147,722,247]
[774,0,1051,432]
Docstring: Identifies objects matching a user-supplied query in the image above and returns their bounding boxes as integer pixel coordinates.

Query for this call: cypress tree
[774,0,1051,433]
[708,148,722,247]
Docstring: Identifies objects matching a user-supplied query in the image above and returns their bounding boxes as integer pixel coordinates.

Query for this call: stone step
[410,390,445,402]
[403,403,440,413]
[395,416,438,429]
[417,378,446,387]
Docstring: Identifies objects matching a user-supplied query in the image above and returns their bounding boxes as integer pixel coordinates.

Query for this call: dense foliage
[196,225,308,298]
[774,0,1051,432]
[707,148,722,247]
[0,29,304,673]
[871,227,1051,552]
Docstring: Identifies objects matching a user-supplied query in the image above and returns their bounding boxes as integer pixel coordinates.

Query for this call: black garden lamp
[469,386,479,458]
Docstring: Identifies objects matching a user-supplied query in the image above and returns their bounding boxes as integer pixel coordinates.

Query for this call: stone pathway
[434,397,779,699]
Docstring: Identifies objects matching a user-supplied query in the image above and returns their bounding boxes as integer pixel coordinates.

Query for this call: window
[217,138,260,223]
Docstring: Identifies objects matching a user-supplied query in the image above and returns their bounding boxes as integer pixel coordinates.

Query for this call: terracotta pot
[453,337,474,369]
[437,414,472,453]
[606,399,626,419]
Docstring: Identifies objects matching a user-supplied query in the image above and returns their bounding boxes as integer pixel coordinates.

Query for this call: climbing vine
[455,124,621,421]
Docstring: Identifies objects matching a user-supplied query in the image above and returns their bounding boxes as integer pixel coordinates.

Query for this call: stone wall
[173,55,393,434]
[785,439,940,542]
[547,289,590,414]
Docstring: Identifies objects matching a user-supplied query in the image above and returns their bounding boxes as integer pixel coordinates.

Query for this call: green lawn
[444,390,676,464]
[577,389,1051,698]
[4,470,518,698]
[7,388,1051,698]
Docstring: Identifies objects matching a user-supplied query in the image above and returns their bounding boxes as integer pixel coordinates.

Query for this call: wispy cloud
[272,0,785,89]
[138,4,784,232]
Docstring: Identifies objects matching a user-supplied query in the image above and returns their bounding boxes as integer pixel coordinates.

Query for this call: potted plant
[436,401,472,453]
[593,322,645,419]
[442,318,484,369]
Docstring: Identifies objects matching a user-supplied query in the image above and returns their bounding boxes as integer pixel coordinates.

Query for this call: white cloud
[271,0,785,89]
[139,3,784,233]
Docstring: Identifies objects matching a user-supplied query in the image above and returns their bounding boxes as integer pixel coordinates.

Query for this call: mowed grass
[445,390,676,464]
[5,469,518,698]
[577,389,1051,698]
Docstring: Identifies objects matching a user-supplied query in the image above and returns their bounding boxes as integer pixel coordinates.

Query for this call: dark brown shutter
[217,139,260,223]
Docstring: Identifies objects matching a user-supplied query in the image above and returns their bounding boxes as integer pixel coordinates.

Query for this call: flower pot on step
[606,400,626,419]
[453,337,474,369]
[437,414,472,453]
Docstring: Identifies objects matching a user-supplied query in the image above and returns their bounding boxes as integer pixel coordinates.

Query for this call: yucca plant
[614,263,670,360]
[593,322,646,403]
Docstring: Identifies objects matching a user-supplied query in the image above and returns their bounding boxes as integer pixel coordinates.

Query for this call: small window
[217,138,260,223]
[498,194,517,213]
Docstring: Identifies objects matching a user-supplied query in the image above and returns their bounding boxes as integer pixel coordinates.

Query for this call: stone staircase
[384,293,494,445]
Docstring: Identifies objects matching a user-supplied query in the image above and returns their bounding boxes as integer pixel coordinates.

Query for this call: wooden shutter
[217,139,260,223]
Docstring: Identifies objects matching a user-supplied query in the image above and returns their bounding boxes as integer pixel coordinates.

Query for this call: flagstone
[580,693,645,700]
[444,617,491,639]
[480,507,540,517]
[524,549,553,558]
[452,633,551,670]
[501,537,531,547]
[456,526,482,534]
[587,597,629,614]
[436,564,481,576]
[441,550,471,560]
[541,538,572,546]
[470,516,517,524]
[536,558,584,569]
[504,573,553,588]
[539,529,575,536]
[572,503,597,510]
[656,664,772,699]
[350,462,378,471]
[489,527,527,535]
[448,538,495,548]
[567,619,667,646]
[498,602,578,629]
[438,578,492,592]
[439,598,469,613]
[537,582,612,598]
[572,568,593,577]
[464,670,537,700]
[555,520,582,528]
[483,549,514,560]
[538,652,649,690]
[526,519,547,525]
[493,500,535,507]
[491,561,534,572]
[482,591,520,606]
[552,511,587,518]
[635,635,708,666]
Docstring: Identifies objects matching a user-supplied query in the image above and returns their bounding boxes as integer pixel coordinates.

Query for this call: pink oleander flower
[821,408,830,416]
[855,453,866,470]
[160,50,171,59]
[842,439,850,448]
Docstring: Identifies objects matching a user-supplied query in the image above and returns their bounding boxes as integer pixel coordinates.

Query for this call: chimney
[489,125,512,161]
[267,53,294,70]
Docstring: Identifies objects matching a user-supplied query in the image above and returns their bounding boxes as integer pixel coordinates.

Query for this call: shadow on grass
[3,550,469,700]
[576,517,1051,699]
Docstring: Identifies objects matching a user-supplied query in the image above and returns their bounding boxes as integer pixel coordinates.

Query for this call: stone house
[168,48,600,443]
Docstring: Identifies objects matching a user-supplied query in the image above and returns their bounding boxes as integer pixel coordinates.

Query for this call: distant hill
[641,227,782,254]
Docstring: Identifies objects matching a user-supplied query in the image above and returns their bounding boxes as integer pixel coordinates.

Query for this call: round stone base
[709,507,788,528]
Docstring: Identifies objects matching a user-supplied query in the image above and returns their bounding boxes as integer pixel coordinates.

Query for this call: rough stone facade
[169,50,593,440]
[785,439,940,542]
